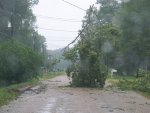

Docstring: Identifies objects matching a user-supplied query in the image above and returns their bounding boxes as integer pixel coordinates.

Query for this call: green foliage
[65,64,75,78]
[64,2,121,88]
[0,0,49,84]
[116,72,150,94]
[0,78,38,106]
[0,41,42,83]
[46,58,60,71]
[133,72,150,93]
[116,79,135,90]
[0,71,63,106]
[71,63,107,88]
[115,0,150,74]
[0,88,16,106]
[97,0,121,24]
[64,37,108,87]
[39,72,64,80]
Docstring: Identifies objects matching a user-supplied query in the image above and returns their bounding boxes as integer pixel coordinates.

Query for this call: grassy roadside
[0,72,64,107]
[107,75,135,88]
[107,75,150,98]
[39,72,64,80]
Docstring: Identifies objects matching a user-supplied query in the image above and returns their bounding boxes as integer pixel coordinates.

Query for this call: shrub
[116,71,150,94]
[133,72,150,93]
[0,41,42,83]
[66,50,107,88]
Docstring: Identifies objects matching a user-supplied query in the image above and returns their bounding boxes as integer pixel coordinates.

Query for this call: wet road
[0,75,150,113]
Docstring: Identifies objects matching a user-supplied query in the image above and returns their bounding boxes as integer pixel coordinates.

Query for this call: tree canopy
[64,0,150,87]
[0,0,48,84]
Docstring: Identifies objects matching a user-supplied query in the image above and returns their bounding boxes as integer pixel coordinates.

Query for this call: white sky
[33,0,97,50]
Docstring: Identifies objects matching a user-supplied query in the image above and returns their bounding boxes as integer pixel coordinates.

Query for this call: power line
[37,27,78,32]
[64,23,89,49]
[0,26,78,33]
[0,9,79,33]
[62,0,86,12]
[45,36,75,38]
[35,14,82,23]
[0,8,81,23]
[0,8,82,23]
[63,5,95,49]
[61,0,93,49]
[46,40,72,42]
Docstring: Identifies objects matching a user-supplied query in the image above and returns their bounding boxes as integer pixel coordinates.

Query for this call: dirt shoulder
[0,75,150,113]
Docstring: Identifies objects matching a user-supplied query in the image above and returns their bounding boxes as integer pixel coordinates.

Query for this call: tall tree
[116,0,150,75]
[96,0,121,24]
[0,0,49,83]
[64,2,121,87]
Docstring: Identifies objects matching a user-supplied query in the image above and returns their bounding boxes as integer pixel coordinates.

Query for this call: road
[0,75,150,113]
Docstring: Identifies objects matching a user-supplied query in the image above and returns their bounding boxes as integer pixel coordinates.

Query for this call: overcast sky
[33,0,97,50]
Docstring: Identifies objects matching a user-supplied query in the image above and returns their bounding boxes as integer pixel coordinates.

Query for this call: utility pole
[64,5,94,49]
[10,13,14,38]
[32,33,36,50]
[7,14,14,40]
[10,0,15,40]
[0,1,3,9]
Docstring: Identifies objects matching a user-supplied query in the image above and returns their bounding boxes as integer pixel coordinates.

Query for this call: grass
[108,75,135,81]
[0,72,64,107]
[0,88,16,106]
[136,91,150,99]
[107,75,150,98]
[39,72,64,80]
[107,75,135,87]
